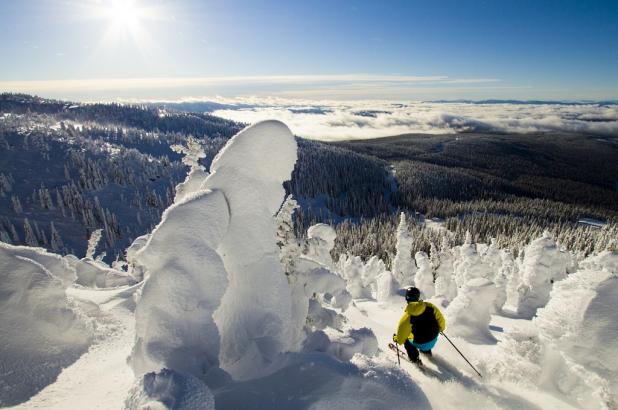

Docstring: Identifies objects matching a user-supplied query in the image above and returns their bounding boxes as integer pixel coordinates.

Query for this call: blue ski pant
[404,336,438,360]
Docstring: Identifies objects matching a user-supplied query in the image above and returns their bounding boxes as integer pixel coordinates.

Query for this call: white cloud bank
[208,98,618,141]
[0,74,498,93]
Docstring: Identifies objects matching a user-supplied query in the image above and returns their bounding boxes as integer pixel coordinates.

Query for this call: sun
[108,0,142,30]
[83,0,165,54]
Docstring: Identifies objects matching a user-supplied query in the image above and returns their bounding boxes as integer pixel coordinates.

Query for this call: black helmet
[405,287,421,303]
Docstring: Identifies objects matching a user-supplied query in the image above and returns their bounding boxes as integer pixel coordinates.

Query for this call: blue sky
[1,0,617,100]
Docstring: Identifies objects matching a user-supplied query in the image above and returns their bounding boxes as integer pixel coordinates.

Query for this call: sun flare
[108,0,142,30]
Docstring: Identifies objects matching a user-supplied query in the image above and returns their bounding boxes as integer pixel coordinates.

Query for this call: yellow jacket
[394,301,446,345]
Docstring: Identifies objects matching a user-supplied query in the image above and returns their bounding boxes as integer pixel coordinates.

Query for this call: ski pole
[396,344,401,365]
[393,335,401,366]
[440,332,483,378]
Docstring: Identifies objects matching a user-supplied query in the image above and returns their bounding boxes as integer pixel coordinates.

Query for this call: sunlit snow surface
[2,120,618,410]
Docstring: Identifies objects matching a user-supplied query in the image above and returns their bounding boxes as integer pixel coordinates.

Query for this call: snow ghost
[130,189,231,377]
[130,121,298,382]
[446,278,497,343]
[414,251,435,299]
[338,253,371,299]
[434,242,457,303]
[376,270,398,303]
[516,232,570,318]
[392,212,416,287]
[206,120,298,380]
[305,223,337,268]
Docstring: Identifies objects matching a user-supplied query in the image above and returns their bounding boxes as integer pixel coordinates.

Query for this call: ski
[387,343,426,372]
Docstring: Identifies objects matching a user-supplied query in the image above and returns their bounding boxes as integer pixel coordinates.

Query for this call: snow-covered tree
[23,218,38,246]
[171,136,206,170]
[49,222,64,252]
[362,255,388,295]
[275,194,301,275]
[11,195,22,214]
[171,137,210,204]
[434,237,457,302]
[38,186,53,209]
[85,229,103,259]
[391,212,416,287]
[9,223,20,243]
[446,278,497,343]
[453,237,492,287]
[414,251,435,299]
[130,120,299,382]
[32,220,47,246]
[304,224,337,269]
[481,238,508,312]
[0,173,12,196]
[516,231,570,318]
[0,230,11,244]
[376,269,398,303]
[55,189,66,217]
[338,253,370,299]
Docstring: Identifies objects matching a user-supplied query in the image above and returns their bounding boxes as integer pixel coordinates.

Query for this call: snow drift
[485,251,618,409]
[125,369,215,410]
[534,263,618,408]
[0,242,92,406]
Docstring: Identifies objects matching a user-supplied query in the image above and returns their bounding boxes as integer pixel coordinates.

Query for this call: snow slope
[13,285,137,409]
[346,299,583,410]
[0,243,92,407]
[9,281,603,410]
[2,119,617,410]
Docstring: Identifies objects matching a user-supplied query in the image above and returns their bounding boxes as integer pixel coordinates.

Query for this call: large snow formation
[0,242,92,406]
[2,242,76,286]
[414,251,435,299]
[288,255,351,349]
[486,252,618,409]
[207,120,297,380]
[305,223,337,269]
[129,188,230,377]
[129,120,298,382]
[453,238,492,287]
[376,269,398,303]
[516,232,570,317]
[434,240,457,304]
[391,212,416,287]
[534,256,618,408]
[74,257,136,288]
[338,253,371,299]
[446,277,497,343]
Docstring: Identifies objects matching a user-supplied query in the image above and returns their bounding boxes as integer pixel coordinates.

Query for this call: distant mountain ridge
[430,98,618,106]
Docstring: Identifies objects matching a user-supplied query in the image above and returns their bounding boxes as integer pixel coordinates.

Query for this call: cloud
[207,98,618,140]
[0,74,499,95]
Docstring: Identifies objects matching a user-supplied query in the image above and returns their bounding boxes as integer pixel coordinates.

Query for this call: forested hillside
[0,94,242,260]
[332,132,618,260]
[1,94,616,264]
[0,94,393,261]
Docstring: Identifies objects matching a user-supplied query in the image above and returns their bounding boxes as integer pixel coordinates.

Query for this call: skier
[392,287,446,365]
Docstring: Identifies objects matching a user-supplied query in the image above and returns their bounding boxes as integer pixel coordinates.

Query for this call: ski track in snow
[12,286,137,410]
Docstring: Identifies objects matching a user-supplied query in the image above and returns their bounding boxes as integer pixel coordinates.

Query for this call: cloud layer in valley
[202,98,618,141]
